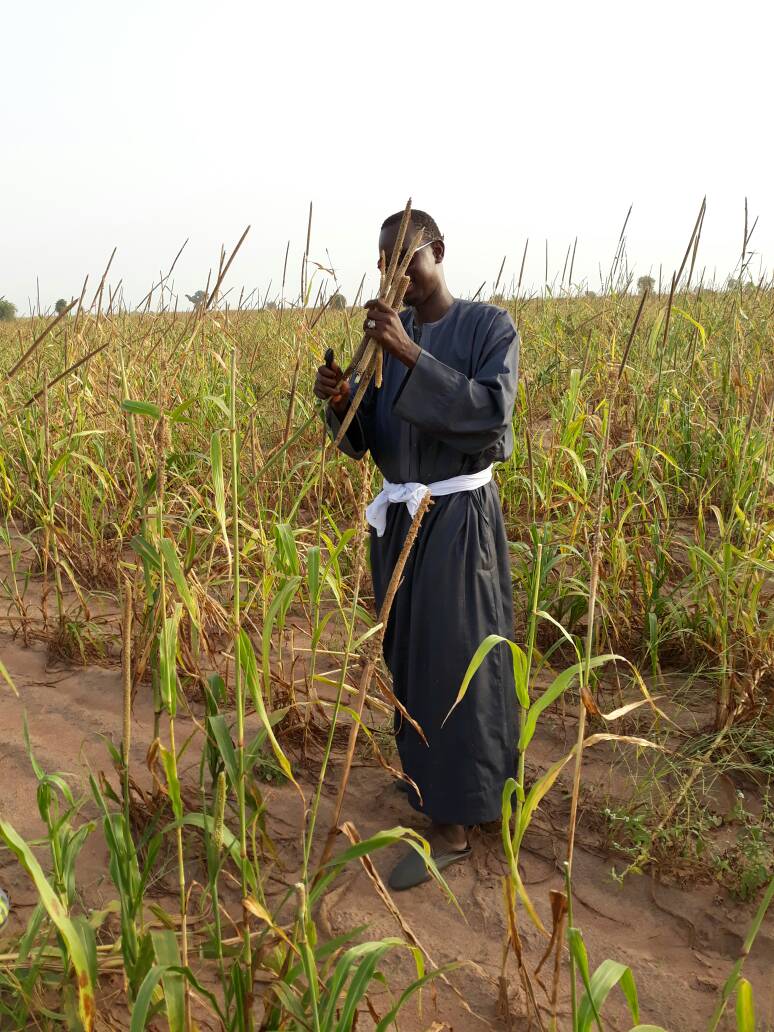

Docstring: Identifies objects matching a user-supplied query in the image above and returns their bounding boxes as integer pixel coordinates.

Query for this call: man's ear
[432,240,445,264]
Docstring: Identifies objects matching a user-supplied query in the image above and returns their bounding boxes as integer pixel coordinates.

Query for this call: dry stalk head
[383,199,413,289]
[213,771,227,850]
[333,206,424,446]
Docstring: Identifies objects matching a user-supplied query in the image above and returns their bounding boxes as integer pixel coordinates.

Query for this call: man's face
[378,222,443,307]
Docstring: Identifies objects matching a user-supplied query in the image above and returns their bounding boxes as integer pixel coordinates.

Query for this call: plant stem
[121,578,132,831]
[229,346,254,1027]
[515,542,542,838]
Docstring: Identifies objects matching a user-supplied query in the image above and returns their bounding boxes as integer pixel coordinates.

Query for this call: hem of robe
[403,784,513,827]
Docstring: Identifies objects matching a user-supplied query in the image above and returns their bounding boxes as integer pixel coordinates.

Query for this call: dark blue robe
[327,299,519,825]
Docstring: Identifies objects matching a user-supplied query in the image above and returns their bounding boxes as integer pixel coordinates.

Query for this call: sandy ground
[0,631,772,1032]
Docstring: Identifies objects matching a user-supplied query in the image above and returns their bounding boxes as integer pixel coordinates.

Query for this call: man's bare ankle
[433,823,468,851]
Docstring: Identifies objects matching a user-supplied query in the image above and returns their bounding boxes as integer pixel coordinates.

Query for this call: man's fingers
[365,298,392,314]
[318,365,341,385]
[316,359,349,401]
[363,315,386,329]
[316,384,346,401]
[363,310,391,332]
[363,320,387,338]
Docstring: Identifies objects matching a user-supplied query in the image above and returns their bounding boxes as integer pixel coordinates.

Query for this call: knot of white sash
[365,465,493,537]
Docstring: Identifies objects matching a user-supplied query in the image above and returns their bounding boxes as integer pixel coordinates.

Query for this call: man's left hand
[363,299,421,369]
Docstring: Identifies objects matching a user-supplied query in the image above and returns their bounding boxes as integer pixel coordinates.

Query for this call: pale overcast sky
[1,0,771,312]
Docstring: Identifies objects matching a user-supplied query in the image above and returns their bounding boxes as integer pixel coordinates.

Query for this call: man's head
[378,209,445,308]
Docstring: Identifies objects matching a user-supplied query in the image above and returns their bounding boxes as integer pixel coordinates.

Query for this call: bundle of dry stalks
[333,198,424,446]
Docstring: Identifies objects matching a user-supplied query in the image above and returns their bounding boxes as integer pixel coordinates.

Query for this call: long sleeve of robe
[327,299,519,825]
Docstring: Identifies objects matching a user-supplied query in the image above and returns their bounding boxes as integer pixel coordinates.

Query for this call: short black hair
[381,209,442,242]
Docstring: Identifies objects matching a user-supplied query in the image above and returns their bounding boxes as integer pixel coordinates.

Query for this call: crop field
[0,227,771,1030]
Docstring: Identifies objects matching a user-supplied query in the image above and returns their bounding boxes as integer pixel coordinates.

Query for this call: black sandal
[388,842,471,891]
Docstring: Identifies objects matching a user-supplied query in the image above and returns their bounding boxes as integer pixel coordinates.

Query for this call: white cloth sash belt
[365,465,493,538]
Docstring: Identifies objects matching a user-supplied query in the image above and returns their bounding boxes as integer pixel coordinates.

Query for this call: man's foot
[387,825,470,891]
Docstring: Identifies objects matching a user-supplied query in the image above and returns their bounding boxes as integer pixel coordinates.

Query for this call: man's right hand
[314,360,350,416]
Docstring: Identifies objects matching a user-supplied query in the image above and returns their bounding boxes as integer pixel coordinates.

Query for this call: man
[314,210,519,890]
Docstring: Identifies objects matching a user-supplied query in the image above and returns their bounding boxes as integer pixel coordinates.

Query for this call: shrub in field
[0,297,16,320]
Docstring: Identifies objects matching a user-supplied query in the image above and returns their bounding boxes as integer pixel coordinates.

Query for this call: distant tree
[329,292,347,310]
[186,290,207,309]
[55,298,68,316]
[265,300,278,310]
[584,289,597,298]
[0,298,17,321]
[637,275,655,294]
